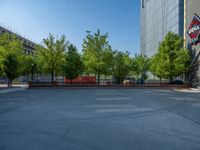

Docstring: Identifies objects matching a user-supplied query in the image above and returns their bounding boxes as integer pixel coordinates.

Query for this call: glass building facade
[140,0,184,57]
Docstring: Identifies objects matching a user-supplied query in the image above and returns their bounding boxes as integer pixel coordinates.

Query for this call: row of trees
[0,30,191,86]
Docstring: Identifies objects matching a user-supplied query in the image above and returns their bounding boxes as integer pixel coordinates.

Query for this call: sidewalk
[174,88,200,93]
[0,84,28,94]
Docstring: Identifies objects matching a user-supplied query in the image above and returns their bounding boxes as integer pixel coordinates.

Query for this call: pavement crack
[172,112,200,128]
[0,105,20,115]
[166,103,200,128]
[60,125,74,140]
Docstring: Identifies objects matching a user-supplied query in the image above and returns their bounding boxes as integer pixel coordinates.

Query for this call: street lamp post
[31,63,34,81]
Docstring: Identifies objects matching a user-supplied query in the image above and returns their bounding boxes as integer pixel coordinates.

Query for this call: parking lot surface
[0,88,200,150]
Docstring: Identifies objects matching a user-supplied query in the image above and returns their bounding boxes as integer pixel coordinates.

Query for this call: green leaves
[82,29,112,84]
[35,34,68,82]
[4,53,20,83]
[111,51,131,84]
[0,33,24,86]
[150,32,191,81]
[63,44,83,81]
[132,55,149,80]
[82,29,151,84]
[1,30,190,86]
[21,54,37,76]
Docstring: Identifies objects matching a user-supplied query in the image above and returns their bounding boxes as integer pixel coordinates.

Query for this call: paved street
[0,88,200,150]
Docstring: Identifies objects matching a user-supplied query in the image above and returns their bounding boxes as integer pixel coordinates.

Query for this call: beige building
[185,0,200,84]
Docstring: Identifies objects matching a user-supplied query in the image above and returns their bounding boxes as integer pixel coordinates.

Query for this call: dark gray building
[0,25,35,54]
[185,0,200,84]
[140,0,184,57]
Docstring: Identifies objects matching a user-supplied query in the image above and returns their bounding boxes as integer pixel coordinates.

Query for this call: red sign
[187,14,200,45]
[64,76,96,84]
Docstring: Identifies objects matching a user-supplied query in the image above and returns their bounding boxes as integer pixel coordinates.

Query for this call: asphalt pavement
[0,88,200,150]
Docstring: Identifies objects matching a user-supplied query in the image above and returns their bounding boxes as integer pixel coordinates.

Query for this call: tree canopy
[82,29,112,84]
[0,30,192,86]
[111,51,131,84]
[132,54,150,80]
[150,32,190,82]
[35,34,69,82]
[0,33,24,86]
[63,44,83,82]
[22,54,37,80]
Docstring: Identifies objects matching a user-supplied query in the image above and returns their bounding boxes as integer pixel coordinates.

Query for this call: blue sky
[0,0,140,55]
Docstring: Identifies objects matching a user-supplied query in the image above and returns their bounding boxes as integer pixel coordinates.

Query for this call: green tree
[132,54,150,80]
[150,54,166,82]
[63,44,83,83]
[0,33,24,87]
[35,34,68,83]
[150,32,190,82]
[0,48,4,76]
[112,51,131,84]
[22,54,37,81]
[82,29,112,84]
[102,48,114,78]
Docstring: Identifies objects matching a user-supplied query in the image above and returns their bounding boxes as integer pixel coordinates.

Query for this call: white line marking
[96,97,131,100]
[94,108,152,113]
[94,93,123,95]
[85,104,136,108]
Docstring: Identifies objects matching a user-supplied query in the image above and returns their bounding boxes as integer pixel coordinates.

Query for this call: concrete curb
[173,88,200,93]
[0,88,26,94]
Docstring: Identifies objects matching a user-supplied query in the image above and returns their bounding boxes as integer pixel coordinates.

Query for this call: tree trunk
[7,79,12,88]
[97,74,100,85]
[26,72,28,82]
[7,79,10,87]
[31,74,33,81]
[170,77,173,84]
[70,79,72,84]
[31,67,34,81]
[119,79,121,85]
[10,80,12,87]
[51,71,54,84]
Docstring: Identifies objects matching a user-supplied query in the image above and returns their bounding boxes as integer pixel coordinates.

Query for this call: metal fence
[28,81,191,88]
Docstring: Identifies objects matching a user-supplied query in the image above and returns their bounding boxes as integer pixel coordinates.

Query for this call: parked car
[171,80,184,85]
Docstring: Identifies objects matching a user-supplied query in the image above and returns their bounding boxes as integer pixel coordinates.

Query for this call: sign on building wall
[187,14,200,45]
